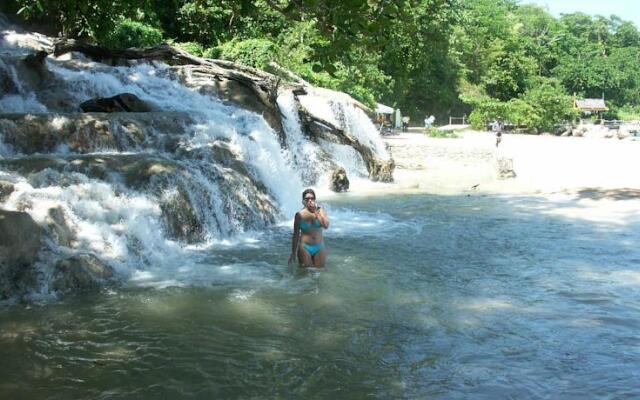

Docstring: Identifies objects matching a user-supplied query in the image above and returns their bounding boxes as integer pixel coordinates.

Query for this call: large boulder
[80,93,153,113]
[330,167,350,192]
[368,158,395,183]
[186,74,285,141]
[298,106,395,182]
[52,254,114,293]
[0,210,43,299]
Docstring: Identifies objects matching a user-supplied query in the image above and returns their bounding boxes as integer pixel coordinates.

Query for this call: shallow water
[2,192,640,399]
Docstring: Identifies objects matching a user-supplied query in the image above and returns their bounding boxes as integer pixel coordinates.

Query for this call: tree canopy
[3,0,639,131]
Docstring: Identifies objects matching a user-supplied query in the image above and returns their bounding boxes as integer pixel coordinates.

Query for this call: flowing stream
[1,192,640,398]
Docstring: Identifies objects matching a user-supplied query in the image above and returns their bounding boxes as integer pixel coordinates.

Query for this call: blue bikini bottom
[302,242,324,257]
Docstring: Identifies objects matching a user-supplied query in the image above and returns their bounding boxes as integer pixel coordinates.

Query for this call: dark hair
[302,188,316,200]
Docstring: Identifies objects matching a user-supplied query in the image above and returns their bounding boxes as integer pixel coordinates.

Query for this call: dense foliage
[3,0,639,131]
[103,18,164,49]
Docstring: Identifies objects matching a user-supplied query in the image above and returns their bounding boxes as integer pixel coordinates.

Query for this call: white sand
[383,131,640,195]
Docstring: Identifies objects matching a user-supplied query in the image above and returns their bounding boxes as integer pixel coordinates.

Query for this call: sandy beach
[384,130,640,197]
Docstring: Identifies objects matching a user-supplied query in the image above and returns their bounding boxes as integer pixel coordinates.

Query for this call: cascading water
[296,88,391,187]
[276,91,326,185]
[0,23,391,296]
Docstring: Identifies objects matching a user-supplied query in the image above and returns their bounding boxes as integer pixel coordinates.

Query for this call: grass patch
[617,105,640,121]
[425,127,460,138]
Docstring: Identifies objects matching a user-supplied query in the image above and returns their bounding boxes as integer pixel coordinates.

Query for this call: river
[2,190,639,398]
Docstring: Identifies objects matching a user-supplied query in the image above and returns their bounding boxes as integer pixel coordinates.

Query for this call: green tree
[10,0,149,39]
[103,18,164,49]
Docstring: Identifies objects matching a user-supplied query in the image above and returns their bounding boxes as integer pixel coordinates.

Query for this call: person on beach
[288,188,330,268]
[492,119,503,147]
[402,116,410,132]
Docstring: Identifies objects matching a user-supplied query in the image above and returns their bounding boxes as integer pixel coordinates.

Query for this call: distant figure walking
[402,116,410,132]
[492,119,503,147]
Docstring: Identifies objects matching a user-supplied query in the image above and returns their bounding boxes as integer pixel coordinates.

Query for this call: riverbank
[384,130,640,196]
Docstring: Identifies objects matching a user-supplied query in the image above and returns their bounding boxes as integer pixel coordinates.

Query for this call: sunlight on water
[1,192,640,398]
[458,298,516,312]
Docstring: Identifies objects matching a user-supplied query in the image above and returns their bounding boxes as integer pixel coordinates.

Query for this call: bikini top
[300,217,322,233]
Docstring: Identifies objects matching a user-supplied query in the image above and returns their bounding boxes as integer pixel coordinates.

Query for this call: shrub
[172,41,204,57]
[505,98,539,130]
[616,105,640,121]
[521,79,577,132]
[103,19,163,49]
[202,47,221,59]
[218,38,279,69]
[463,80,577,132]
[463,95,509,130]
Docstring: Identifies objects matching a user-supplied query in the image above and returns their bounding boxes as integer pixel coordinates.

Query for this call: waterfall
[296,88,391,185]
[0,25,390,293]
[0,57,49,113]
[276,91,325,185]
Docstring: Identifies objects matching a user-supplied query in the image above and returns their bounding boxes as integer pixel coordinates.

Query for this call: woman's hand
[315,205,329,229]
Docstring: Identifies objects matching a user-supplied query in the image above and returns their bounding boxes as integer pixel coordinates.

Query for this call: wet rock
[330,167,350,192]
[0,22,53,52]
[0,112,190,154]
[208,141,261,186]
[578,124,614,139]
[80,93,153,113]
[45,207,75,247]
[0,180,14,202]
[0,60,19,95]
[22,50,51,83]
[160,188,204,243]
[560,127,573,137]
[368,158,395,183]
[0,151,279,239]
[52,254,114,293]
[298,103,395,182]
[617,124,636,140]
[496,157,516,179]
[120,157,179,187]
[207,141,277,223]
[175,65,286,143]
[0,210,42,299]
[0,51,53,93]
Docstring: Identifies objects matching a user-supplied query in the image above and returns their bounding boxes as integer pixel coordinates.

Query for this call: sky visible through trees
[526,0,640,29]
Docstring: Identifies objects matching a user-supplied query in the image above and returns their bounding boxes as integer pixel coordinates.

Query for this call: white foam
[0,35,394,292]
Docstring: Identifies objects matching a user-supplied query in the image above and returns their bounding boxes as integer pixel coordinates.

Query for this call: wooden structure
[448,115,467,125]
[573,98,608,113]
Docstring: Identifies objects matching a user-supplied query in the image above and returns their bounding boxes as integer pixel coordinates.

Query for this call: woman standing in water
[288,189,330,268]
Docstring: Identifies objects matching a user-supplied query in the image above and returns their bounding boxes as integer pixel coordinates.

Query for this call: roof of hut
[574,98,608,112]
